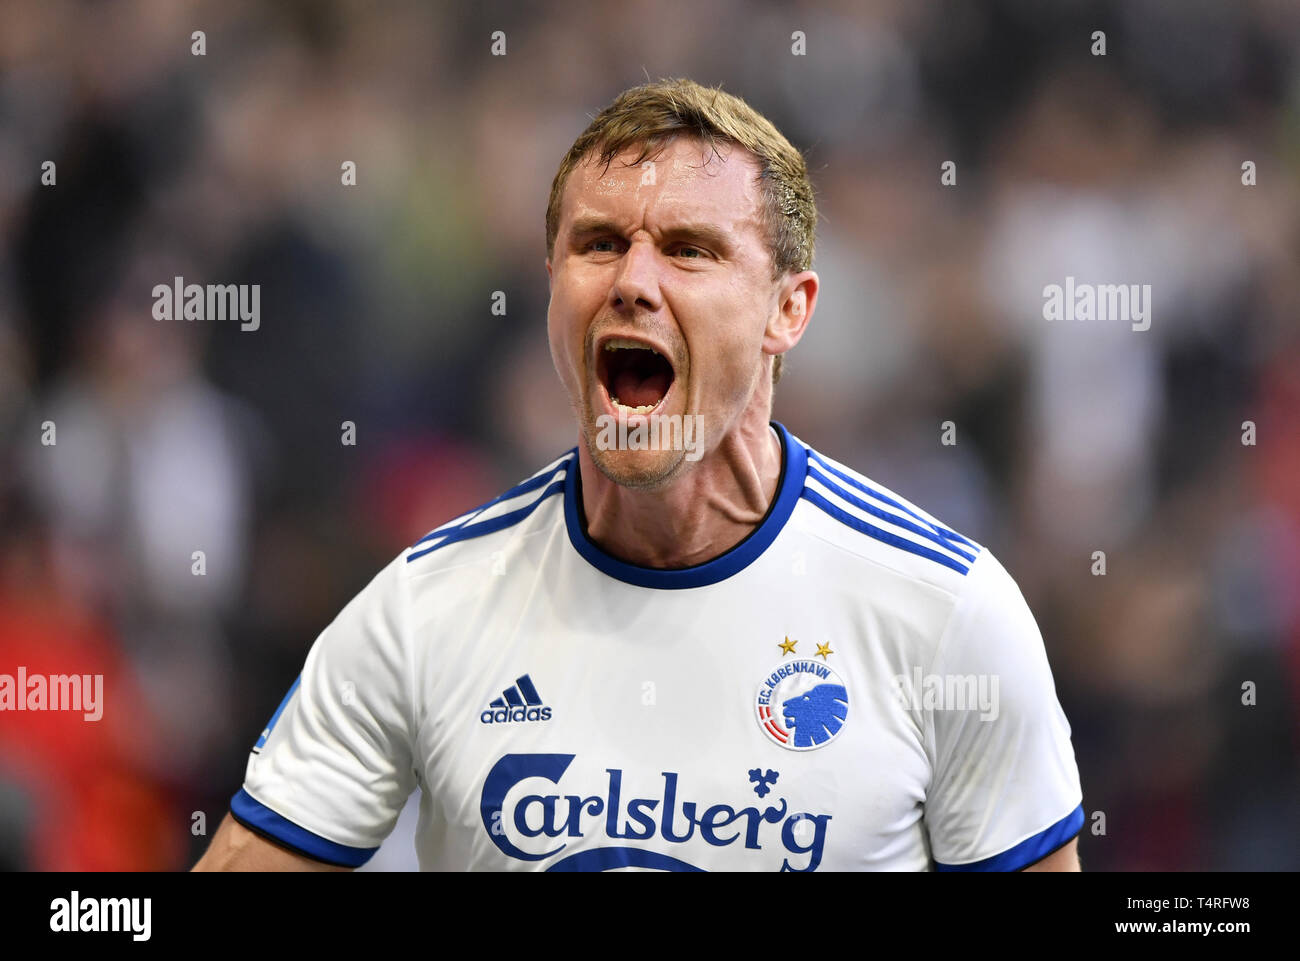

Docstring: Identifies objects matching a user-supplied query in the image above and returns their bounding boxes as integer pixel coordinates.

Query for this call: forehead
[561,137,765,237]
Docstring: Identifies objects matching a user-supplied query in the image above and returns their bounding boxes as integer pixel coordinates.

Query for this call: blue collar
[563,420,807,590]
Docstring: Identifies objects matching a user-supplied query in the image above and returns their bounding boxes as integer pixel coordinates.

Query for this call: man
[195,78,1083,872]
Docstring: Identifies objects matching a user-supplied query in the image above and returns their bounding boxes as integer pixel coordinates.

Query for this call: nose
[609,236,663,315]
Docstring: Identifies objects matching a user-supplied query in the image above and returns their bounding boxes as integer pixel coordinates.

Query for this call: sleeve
[230,551,418,867]
[922,550,1084,871]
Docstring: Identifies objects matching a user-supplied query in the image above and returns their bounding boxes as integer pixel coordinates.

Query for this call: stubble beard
[579,388,690,491]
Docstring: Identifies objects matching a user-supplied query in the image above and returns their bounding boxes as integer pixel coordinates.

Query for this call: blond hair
[545,78,816,385]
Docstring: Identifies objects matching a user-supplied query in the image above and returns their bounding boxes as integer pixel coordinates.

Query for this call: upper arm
[1022,836,1081,872]
[192,813,351,872]
[923,552,1084,871]
[224,553,419,867]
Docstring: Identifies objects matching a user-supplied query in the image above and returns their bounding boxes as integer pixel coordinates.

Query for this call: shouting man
[195,78,1083,872]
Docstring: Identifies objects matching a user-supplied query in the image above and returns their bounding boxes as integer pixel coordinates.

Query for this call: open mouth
[596,338,675,414]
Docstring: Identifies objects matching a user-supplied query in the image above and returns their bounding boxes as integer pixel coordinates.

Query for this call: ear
[762,270,818,359]
[545,258,552,292]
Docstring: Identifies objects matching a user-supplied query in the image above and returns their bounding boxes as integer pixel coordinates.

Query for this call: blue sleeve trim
[934,803,1084,872]
[230,788,378,868]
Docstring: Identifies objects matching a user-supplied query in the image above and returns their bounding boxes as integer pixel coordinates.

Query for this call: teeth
[609,396,658,414]
[603,340,660,356]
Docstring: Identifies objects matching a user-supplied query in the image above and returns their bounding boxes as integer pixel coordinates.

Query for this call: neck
[576,401,784,569]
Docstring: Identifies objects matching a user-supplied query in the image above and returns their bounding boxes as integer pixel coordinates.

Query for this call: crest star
[815,642,833,660]
[779,636,797,656]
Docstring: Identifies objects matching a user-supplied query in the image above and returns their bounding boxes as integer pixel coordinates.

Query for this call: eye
[588,238,621,253]
[673,245,705,259]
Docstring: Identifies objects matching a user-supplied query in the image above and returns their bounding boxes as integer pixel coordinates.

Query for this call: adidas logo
[480,674,553,724]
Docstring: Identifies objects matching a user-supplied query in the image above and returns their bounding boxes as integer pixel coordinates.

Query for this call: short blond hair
[545,78,816,385]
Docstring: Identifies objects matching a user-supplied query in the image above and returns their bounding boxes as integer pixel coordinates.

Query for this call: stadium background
[0,0,1296,871]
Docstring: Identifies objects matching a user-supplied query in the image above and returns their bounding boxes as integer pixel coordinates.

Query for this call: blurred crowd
[0,0,1296,870]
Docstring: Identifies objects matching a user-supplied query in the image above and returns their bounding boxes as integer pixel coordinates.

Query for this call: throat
[578,429,785,569]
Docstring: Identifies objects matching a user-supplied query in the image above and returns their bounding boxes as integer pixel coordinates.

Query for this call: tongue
[612,367,669,409]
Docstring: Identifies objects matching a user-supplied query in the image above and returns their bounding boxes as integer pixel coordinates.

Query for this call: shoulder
[403,449,575,575]
[789,433,984,598]
[326,451,574,657]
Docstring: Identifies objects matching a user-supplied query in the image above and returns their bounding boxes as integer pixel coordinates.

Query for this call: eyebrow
[566,216,735,255]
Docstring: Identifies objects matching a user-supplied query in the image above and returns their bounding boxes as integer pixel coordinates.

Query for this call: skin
[1022,837,1081,871]
[546,136,816,568]
[193,133,1078,872]
[193,813,348,871]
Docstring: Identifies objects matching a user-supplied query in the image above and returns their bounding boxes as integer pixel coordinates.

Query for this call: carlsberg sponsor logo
[481,754,831,872]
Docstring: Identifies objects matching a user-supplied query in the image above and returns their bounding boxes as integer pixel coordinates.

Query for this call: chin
[584,432,688,490]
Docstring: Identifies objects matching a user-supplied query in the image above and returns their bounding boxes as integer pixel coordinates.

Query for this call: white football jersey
[233,421,1084,871]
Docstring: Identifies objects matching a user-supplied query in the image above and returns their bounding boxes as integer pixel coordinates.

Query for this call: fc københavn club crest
[756,641,849,751]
